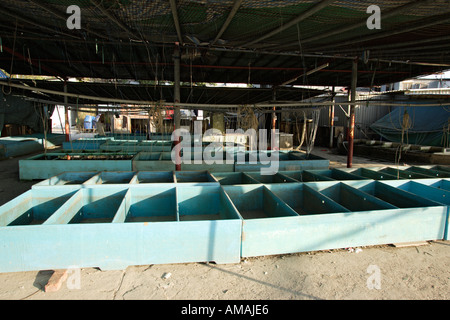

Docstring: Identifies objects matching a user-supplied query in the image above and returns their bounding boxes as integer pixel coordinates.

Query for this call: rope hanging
[237,105,259,132]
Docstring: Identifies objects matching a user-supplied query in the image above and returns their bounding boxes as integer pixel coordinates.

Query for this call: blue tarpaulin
[370,101,450,147]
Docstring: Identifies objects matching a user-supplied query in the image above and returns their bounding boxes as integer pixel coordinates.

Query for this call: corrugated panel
[319,94,391,139]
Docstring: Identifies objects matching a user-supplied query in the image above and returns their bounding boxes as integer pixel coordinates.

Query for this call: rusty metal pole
[329,86,335,149]
[64,80,70,142]
[173,43,182,171]
[347,59,358,168]
[272,89,277,150]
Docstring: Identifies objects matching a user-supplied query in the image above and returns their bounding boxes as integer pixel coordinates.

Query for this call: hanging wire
[2,20,18,96]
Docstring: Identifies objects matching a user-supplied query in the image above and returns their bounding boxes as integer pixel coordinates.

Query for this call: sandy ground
[0,147,448,301]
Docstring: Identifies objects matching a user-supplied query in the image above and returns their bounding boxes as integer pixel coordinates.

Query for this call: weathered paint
[33,172,99,188]
[239,206,445,258]
[303,169,368,181]
[384,179,450,240]
[234,159,330,172]
[238,180,447,258]
[245,172,299,184]
[338,165,450,181]
[83,172,137,185]
[63,138,111,151]
[100,141,172,153]
[404,166,450,178]
[19,153,134,180]
[0,185,242,272]
[213,172,261,185]
[133,171,175,184]
[175,171,218,185]
[132,152,176,172]
[2,169,450,272]
[336,167,398,180]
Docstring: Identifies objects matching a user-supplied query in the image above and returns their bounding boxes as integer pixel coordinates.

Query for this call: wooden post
[347,59,358,168]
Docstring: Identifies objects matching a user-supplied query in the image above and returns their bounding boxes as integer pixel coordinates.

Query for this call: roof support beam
[0,5,79,40]
[169,0,183,45]
[242,0,336,47]
[5,80,450,109]
[280,63,330,86]
[319,35,450,54]
[309,13,450,52]
[91,0,142,41]
[282,0,434,47]
[2,45,61,78]
[211,0,244,46]
[27,0,108,41]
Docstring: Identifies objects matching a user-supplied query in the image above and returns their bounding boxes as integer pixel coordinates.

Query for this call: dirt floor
[0,147,448,301]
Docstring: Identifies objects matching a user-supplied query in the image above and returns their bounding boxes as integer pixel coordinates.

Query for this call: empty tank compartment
[223,185,298,219]
[0,189,78,226]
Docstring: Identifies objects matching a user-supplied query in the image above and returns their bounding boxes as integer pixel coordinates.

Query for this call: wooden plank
[393,241,429,248]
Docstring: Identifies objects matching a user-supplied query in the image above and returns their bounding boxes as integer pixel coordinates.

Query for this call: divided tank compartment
[222,185,299,220]
[133,171,175,184]
[174,171,218,184]
[212,172,260,185]
[308,181,398,212]
[44,188,129,225]
[233,151,330,173]
[266,184,350,215]
[403,166,450,178]
[132,152,175,171]
[84,172,136,185]
[245,172,299,184]
[377,167,431,179]
[19,152,134,180]
[177,186,242,221]
[118,187,178,223]
[0,189,78,226]
[351,180,441,209]
[180,150,234,172]
[303,169,367,181]
[415,178,450,192]
[277,171,303,182]
[33,172,99,187]
[336,167,398,180]
[381,180,450,207]
[382,179,450,240]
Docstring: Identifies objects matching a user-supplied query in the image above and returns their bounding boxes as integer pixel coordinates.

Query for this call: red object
[165,109,174,120]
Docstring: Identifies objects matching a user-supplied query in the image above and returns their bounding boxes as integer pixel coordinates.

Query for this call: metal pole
[272,89,277,150]
[64,81,70,142]
[329,86,335,149]
[174,43,182,171]
[347,59,358,168]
